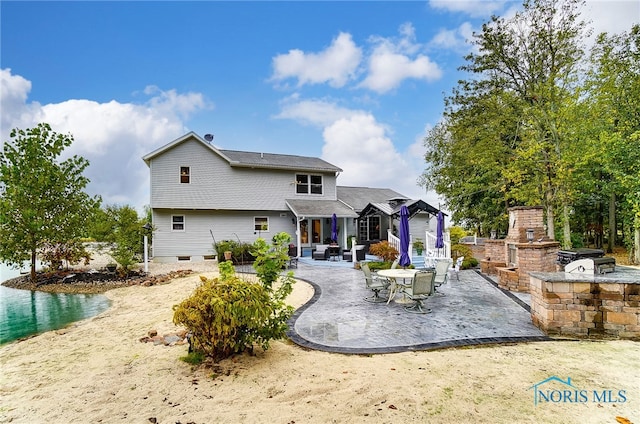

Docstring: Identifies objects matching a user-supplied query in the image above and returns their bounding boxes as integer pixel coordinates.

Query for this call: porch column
[296,218,302,257]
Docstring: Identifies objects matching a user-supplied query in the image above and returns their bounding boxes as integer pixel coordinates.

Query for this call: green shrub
[369,241,398,262]
[464,257,479,269]
[215,240,255,263]
[449,244,479,269]
[449,226,467,245]
[110,242,137,276]
[174,234,295,362]
[554,230,585,249]
[367,261,414,271]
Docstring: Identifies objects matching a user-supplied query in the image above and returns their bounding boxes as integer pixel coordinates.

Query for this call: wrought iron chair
[360,262,390,303]
[402,270,436,313]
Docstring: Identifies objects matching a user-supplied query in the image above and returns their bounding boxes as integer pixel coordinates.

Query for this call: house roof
[360,199,444,220]
[286,199,359,219]
[336,186,408,213]
[143,132,341,173]
[220,150,342,173]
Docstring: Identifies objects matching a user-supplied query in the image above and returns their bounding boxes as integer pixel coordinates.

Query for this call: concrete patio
[285,260,550,354]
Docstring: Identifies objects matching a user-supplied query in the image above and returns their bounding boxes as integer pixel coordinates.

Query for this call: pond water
[0,263,111,345]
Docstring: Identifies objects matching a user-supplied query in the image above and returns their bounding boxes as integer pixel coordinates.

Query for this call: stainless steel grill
[556,248,604,266]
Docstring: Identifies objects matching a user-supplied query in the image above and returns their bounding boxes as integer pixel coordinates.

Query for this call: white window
[180,166,190,184]
[254,217,269,232]
[295,174,323,194]
[172,215,185,231]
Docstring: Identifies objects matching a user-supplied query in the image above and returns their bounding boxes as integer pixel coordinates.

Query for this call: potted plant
[414,238,424,255]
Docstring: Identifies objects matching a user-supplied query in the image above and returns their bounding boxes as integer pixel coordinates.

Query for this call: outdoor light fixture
[490,230,497,239]
[526,228,534,243]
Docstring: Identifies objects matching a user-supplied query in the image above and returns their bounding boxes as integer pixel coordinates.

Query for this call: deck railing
[387,231,413,261]
[425,231,451,260]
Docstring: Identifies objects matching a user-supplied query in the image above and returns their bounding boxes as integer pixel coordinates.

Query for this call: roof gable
[142,132,230,166]
[337,186,408,212]
[143,132,342,174]
[360,199,443,219]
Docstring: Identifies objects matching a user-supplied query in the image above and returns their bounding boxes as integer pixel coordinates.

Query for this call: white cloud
[359,23,442,93]
[429,22,475,52]
[1,69,209,211]
[274,97,361,128]
[0,69,43,134]
[270,32,362,88]
[429,0,508,18]
[277,96,434,202]
[583,0,639,38]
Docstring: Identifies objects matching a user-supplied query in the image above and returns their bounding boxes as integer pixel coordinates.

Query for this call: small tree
[40,240,91,270]
[0,123,100,281]
[173,233,295,361]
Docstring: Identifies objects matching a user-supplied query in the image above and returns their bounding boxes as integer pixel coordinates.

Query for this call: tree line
[420,0,639,262]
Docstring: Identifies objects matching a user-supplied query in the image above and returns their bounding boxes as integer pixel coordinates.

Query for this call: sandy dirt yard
[1,268,638,424]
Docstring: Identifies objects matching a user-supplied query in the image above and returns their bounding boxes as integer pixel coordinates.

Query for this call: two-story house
[143,132,443,262]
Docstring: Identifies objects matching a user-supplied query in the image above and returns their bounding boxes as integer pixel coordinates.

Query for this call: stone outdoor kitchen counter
[528,266,640,339]
[529,266,640,285]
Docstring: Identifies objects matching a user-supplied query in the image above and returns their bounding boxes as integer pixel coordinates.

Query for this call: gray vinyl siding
[152,209,297,261]
[149,138,338,210]
[409,212,433,242]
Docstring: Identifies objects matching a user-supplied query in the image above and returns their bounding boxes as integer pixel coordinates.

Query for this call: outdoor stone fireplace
[481,206,560,292]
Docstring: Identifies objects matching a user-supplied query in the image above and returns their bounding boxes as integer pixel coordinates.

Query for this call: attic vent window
[180,166,190,184]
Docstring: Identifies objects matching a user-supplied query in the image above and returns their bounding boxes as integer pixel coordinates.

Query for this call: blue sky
[1,1,638,213]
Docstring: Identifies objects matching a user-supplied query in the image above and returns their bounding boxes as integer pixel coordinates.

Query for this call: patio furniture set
[359,259,454,314]
[312,244,366,262]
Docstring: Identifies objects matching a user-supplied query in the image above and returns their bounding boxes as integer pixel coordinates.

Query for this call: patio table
[328,245,340,261]
[377,268,418,304]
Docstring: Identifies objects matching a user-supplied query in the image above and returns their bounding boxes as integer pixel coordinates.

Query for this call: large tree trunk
[607,193,616,253]
[545,183,555,241]
[634,227,640,265]
[30,249,37,283]
[562,203,572,249]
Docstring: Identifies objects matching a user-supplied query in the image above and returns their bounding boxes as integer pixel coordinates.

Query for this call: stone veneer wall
[530,272,640,338]
[511,242,560,292]
[480,239,506,275]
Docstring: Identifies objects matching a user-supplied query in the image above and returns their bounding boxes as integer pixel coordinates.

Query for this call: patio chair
[312,244,330,260]
[454,256,464,280]
[361,262,390,303]
[433,259,453,295]
[401,270,436,314]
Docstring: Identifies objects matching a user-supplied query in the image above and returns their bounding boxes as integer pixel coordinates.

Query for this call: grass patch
[180,351,205,365]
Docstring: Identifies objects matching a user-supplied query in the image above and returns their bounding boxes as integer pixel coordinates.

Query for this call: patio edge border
[286,271,553,354]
